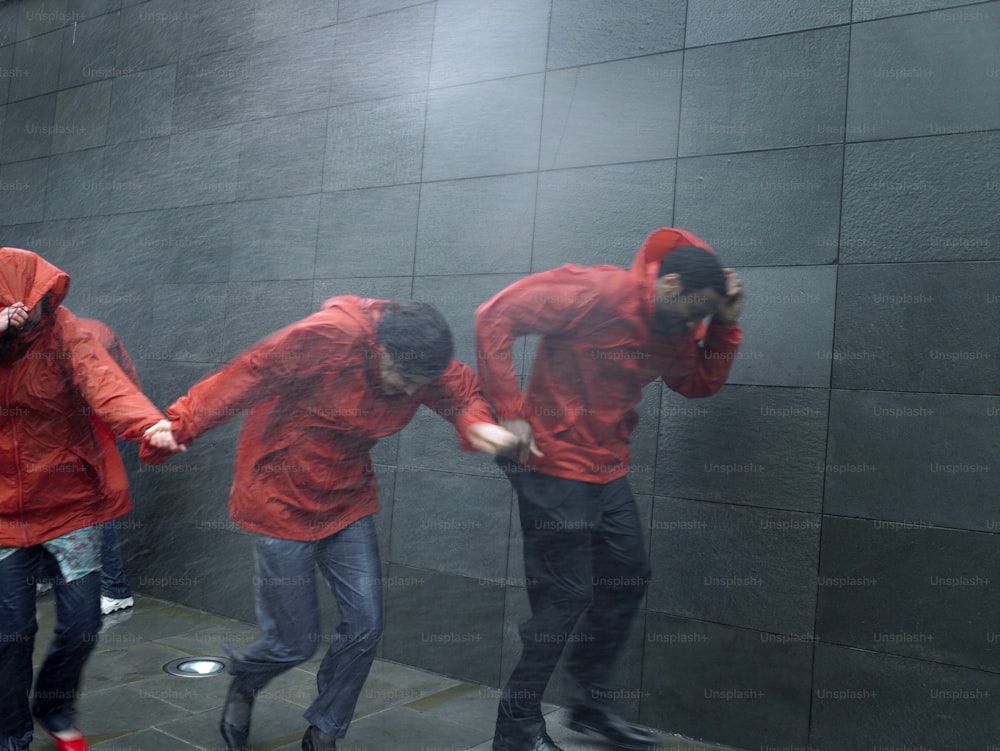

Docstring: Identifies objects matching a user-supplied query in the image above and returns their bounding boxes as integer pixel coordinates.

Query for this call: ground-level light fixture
[162,656,228,677]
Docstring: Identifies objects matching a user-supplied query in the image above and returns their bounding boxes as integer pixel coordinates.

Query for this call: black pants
[495,460,651,741]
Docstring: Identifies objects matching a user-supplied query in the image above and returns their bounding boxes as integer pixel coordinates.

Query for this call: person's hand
[1,302,28,334]
[496,418,543,464]
[714,268,744,325]
[143,420,186,452]
[467,422,522,456]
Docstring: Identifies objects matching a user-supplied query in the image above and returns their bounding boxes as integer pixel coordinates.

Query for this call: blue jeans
[0,548,101,749]
[100,521,132,599]
[227,516,383,738]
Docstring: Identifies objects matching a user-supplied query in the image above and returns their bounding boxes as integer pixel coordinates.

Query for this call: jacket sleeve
[162,312,365,447]
[421,360,498,452]
[63,320,165,440]
[475,266,603,421]
[660,319,743,398]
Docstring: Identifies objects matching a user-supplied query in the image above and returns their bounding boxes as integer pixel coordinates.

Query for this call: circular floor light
[163,656,228,677]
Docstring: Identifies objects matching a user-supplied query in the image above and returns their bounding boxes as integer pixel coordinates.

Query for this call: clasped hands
[143,420,186,453]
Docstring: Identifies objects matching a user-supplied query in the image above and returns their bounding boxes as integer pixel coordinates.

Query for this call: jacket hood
[630,228,715,322]
[0,247,71,313]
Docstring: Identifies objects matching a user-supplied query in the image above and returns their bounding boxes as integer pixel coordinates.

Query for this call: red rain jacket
[142,297,497,542]
[0,248,165,547]
[475,228,743,483]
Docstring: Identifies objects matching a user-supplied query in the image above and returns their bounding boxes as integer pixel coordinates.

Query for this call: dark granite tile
[244,26,336,120]
[43,147,106,218]
[72,0,124,22]
[163,124,242,208]
[338,0,430,22]
[14,0,71,42]
[815,516,1000,672]
[2,92,55,162]
[548,0,685,69]
[251,0,339,43]
[0,158,48,224]
[673,145,843,266]
[847,6,1000,140]
[51,79,111,154]
[725,264,837,388]
[640,612,813,747]
[395,407,509,481]
[853,0,993,21]
[0,45,12,103]
[236,109,327,200]
[324,93,426,191]
[327,704,488,751]
[531,160,676,272]
[648,498,821,636]
[389,468,512,580]
[410,273,526,371]
[312,276,413,305]
[840,132,1000,262]
[832,261,1000,394]
[316,185,419,278]
[686,0,851,46]
[232,193,320,282]
[656,385,829,512]
[810,643,1000,751]
[423,74,543,182]
[429,0,549,88]
[108,64,177,143]
[101,136,172,213]
[57,11,119,88]
[382,564,506,686]
[170,47,249,131]
[115,0,185,73]
[9,30,62,101]
[329,4,434,106]
[540,53,682,170]
[825,391,1000,532]
[220,280,316,361]
[679,28,849,156]
[154,203,237,284]
[148,282,231,362]
[179,0,254,58]
[0,4,17,48]
[415,175,535,275]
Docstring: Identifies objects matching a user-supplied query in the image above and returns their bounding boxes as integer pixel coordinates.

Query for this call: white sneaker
[101,595,134,615]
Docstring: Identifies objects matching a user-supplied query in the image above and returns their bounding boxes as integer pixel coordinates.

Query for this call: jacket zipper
[5,363,28,546]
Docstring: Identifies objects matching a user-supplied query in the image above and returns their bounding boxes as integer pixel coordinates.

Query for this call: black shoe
[301,725,337,750]
[567,706,656,751]
[492,730,563,751]
[219,680,255,751]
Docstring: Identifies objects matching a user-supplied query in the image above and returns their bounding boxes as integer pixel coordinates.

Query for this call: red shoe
[42,728,90,751]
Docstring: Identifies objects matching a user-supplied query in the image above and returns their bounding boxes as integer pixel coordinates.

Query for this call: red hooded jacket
[0,248,165,547]
[475,228,743,483]
[142,297,498,542]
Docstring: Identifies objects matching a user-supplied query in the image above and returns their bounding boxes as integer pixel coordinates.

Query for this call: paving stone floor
[28,593,732,751]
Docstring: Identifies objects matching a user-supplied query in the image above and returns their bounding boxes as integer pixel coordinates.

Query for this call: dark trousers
[226,516,383,738]
[0,548,101,750]
[496,461,650,741]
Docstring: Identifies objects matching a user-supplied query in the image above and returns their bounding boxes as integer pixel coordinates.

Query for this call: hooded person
[0,248,173,751]
[140,297,519,751]
[474,228,745,751]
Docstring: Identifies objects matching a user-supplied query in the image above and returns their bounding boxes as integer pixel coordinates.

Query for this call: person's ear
[656,273,682,297]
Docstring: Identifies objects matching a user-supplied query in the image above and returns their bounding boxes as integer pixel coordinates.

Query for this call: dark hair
[657,246,726,297]
[376,301,454,379]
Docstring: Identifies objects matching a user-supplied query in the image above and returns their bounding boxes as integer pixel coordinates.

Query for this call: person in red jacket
[144,298,518,751]
[475,228,745,751]
[0,248,176,751]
